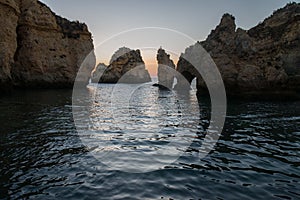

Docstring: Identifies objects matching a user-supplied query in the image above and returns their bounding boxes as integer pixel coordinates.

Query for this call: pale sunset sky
[40,0,297,76]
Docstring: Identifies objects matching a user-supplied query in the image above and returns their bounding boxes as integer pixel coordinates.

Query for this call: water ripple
[0,88,299,199]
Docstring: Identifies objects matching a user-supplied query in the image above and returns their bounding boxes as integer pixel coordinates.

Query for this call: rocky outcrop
[109,47,131,64]
[156,48,175,89]
[91,63,107,83]
[0,0,95,92]
[0,0,20,92]
[92,47,151,83]
[176,3,300,97]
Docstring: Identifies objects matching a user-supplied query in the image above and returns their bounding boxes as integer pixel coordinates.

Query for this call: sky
[40,0,298,76]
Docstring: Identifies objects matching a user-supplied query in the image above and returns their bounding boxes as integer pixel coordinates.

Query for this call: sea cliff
[0,0,95,92]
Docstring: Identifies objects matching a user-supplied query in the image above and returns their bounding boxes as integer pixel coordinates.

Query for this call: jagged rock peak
[156,48,175,89]
[157,48,173,64]
[176,2,300,98]
[219,13,236,30]
[206,13,236,42]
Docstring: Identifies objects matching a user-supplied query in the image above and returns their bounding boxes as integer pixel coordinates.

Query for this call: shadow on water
[0,89,89,199]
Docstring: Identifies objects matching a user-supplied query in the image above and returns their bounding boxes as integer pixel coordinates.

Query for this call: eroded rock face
[92,47,151,83]
[156,48,175,89]
[0,0,95,91]
[176,3,300,97]
[0,0,19,92]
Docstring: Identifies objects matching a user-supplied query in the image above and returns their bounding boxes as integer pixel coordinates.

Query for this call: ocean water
[0,82,299,199]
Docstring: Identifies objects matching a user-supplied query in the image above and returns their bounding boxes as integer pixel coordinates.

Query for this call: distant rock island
[176,2,300,97]
[91,47,151,84]
[155,48,176,89]
[0,0,95,92]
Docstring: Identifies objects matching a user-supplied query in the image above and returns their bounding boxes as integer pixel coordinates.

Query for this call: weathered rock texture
[0,0,19,92]
[176,3,300,97]
[92,47,151,83]
[0,0,95,92]
[91,63,107,83]
[156,48,175,89]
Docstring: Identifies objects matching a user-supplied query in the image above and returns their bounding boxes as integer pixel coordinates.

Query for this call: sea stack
[92,47,151,84]
[156,48,176,89]
[0,0,95,92]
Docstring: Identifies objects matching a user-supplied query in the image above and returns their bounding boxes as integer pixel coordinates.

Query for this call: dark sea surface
[0,82,299,200]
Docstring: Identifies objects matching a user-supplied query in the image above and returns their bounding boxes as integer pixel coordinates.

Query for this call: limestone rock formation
[91,63,107,83]
[92,47,151,83]
[0,0,19,92]
[0,0,95,92]
[109,47,131,64]
[176,3,300,97]
[156,48,175,89]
